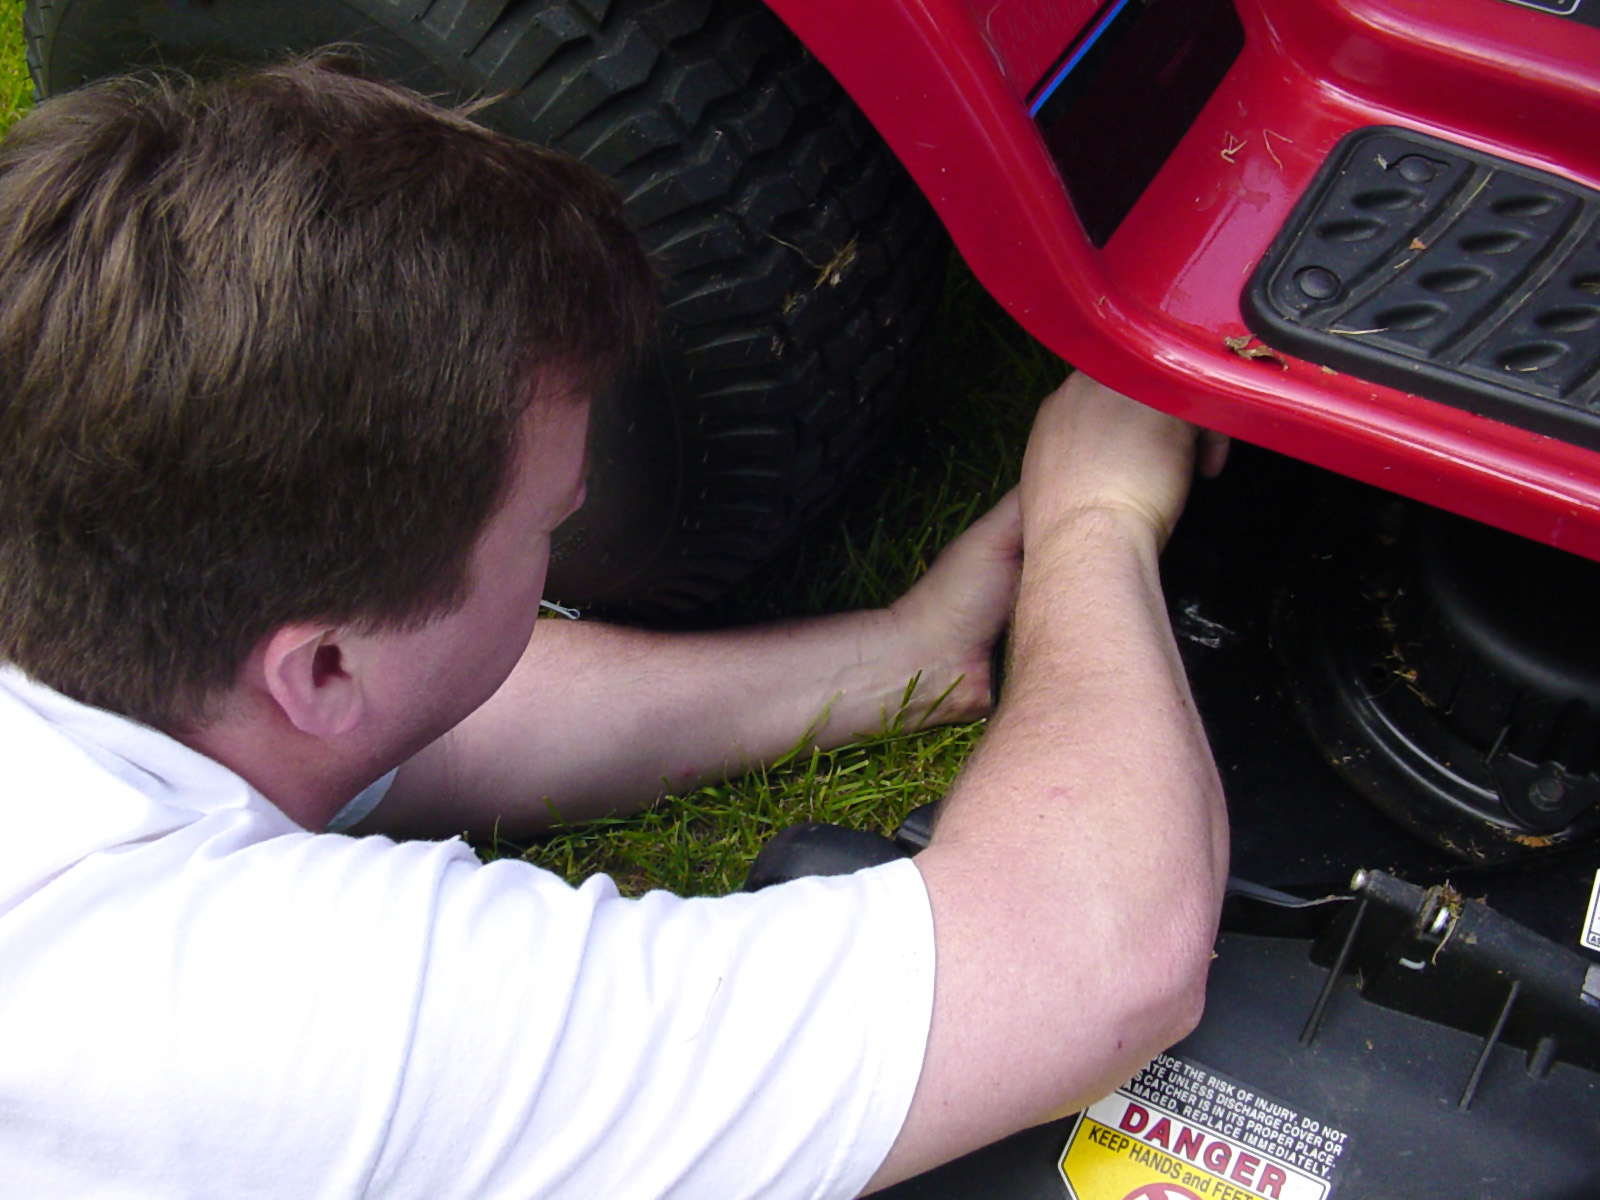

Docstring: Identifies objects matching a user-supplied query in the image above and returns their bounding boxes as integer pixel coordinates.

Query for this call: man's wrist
[871,605,993,729]
[1024,503,1167,571]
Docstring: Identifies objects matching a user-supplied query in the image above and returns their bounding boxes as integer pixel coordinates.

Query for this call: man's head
[0,56,656,730]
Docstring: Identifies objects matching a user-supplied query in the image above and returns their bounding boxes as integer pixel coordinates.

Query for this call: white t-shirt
[0,666,935,1199]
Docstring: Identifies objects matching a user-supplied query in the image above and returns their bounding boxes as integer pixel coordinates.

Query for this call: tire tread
[23,0,947,613]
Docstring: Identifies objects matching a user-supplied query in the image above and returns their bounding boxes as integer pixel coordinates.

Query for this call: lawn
[0,6,1055,897]
[1,1,25,127]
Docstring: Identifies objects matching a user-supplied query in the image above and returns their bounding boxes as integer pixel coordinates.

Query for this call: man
[0,57,1228,1198]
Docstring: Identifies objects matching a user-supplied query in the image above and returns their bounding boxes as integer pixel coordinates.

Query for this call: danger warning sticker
[1582,869,1600,954]
[1058,1054,1349,1200]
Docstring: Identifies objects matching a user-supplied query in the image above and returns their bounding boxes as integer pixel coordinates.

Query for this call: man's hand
[1021,371,1225,554]
[888,490,1021,723]
[886,372,1228,727]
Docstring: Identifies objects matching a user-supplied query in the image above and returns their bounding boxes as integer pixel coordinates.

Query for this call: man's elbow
[1028,928,1214,1126]
[1065,901,1216,1083]
[1159,948,1211,1048]
[1125,909,1217,1057]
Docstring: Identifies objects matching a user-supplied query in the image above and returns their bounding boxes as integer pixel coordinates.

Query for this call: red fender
[763,0,1600,558]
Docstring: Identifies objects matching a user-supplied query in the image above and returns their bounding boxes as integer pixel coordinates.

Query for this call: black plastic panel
[1244,127,1600,449]
[1034,0,1243,247]
[879,928,1600,1200]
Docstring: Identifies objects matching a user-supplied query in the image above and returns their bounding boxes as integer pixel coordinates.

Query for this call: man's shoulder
[0,665,292,899]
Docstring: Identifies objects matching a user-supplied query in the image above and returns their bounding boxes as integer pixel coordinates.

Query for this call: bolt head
[1529,773,1567,811]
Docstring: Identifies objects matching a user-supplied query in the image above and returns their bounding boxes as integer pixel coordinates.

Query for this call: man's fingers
[961,488,1022,559]
[1196,430,1230,480]
[917,489,1022,603]
[1020,374,1204,551]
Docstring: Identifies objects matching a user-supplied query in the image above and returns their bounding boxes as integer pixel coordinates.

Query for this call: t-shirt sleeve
[0,823,934,1200]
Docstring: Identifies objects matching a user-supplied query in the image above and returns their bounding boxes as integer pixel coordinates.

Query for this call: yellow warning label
[1058,1055,1344,1200]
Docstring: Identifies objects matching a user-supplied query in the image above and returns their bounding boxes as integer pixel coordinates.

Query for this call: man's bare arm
[866,375,1230,1189]
[370,494,1022,838]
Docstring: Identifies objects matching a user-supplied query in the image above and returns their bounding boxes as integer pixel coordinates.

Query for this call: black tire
[23,0,945,614]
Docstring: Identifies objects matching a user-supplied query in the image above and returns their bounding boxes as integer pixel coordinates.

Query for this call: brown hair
[0,56,656,727]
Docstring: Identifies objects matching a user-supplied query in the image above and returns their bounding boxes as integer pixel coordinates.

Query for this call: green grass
[517,717,990,898]
[1,0,29,132]
[0,10,1059,898]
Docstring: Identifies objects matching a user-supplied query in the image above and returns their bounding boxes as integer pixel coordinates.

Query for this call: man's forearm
[871,508,1228,1187]
[373,490,1023,838]
[377,609,988,837]
[949,510,1230,919]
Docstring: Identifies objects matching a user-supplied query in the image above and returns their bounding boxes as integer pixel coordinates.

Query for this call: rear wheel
[24,0,945,612]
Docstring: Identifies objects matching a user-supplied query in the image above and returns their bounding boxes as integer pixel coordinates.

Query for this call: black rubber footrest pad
[1243,126,1600,449]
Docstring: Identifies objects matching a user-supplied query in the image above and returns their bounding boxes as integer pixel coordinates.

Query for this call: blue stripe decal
[1028,0,1137,117]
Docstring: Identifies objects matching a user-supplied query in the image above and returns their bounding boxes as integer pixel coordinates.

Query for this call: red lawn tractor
[23,1,1600,1194]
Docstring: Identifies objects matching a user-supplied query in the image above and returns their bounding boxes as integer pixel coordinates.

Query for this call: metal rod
[1460,979,1521,1111]
[1300,897,1369,1046]
[1526,1035,1558,1080]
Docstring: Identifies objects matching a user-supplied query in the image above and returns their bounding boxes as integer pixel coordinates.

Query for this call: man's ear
[260,624,367,738]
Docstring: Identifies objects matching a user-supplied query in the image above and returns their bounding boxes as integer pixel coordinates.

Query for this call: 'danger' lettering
[1174,1125,1204,1159]
[1115,1102,1288,1200]
[1119,1103,1151,1135]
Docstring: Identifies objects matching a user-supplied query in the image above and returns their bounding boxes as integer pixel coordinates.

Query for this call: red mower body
[764,0,1600,560]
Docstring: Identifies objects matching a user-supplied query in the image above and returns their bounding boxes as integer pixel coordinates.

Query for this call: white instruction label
[1059,1054,1349,1200]
[1501,0,1581,16]
[1583,869,1600,954]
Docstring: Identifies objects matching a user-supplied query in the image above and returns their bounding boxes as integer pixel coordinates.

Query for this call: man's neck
[178,696,380,831]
